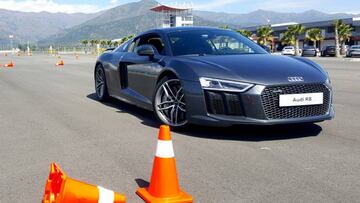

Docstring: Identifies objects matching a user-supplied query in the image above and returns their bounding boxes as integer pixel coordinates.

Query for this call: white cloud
[257,0,322,11]
[0,0,102,13]
[110,0,118,6]
[192,0,244,10]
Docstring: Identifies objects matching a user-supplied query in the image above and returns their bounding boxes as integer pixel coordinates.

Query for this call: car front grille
[204,90,244,116]
[261,83,331,120]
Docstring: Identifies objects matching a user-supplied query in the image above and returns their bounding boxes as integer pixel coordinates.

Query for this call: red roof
[150,5,189,12]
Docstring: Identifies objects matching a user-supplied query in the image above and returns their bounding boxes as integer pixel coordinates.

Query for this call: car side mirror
[135,45,157,60]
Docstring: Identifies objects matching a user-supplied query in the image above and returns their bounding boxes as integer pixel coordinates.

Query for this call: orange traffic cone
[4,61,14,68]
[56,60,64,66]
[136,125,193,203]
[42,162,126,203]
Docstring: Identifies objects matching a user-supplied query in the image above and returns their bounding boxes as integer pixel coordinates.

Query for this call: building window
[355,26,360,33]
[327,27,335,33]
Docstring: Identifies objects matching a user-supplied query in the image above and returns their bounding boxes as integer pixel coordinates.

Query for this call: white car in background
[282,46,296,55]
[346,45,360,57]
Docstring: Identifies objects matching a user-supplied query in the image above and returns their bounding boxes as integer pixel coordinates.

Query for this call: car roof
[141,26,228,35]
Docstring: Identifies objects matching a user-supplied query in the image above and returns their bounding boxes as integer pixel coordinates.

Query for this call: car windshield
[352,46,360,49]
[168,30,268,56]
[284,47,294,50]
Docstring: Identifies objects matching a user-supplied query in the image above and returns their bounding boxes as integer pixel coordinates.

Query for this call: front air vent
[204,91,244,116]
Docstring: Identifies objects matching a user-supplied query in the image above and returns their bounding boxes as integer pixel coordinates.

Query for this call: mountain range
[0,0,358,46]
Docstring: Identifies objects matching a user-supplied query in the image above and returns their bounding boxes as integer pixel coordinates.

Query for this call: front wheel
[153,76,187,127]
[94,64,110,101]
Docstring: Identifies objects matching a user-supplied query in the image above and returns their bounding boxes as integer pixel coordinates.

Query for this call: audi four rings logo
[288,77,304,82]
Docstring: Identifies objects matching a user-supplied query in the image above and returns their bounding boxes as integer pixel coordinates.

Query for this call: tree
[89,39,96,47]
[100,40,107,47]
[333,20,342,57]
[288,24,305,56]
[106,40,113,47]
[236,29,252,38]
[306,28,324,50]
[120,34,135,44]
[81,40,88,53]
[81,40,88,47]
[219,25,230,29]
[338,23,353,55]
[256,26,273,45]
[281,30,296,46]
[113,41,119,47]
[94,39,100,46]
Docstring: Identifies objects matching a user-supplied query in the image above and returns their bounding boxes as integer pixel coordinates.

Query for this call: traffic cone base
[56,60,64,66]
[43,162,126,203]
[136,188,192,203]
[4,61,13,68]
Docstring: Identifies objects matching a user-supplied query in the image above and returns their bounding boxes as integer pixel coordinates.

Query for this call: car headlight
[326,77,331,85]
[199,77,254,92]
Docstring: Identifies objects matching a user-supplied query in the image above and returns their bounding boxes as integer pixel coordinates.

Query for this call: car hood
[182,54,327,85]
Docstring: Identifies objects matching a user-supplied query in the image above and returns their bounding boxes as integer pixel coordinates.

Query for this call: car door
[118,33,166,109]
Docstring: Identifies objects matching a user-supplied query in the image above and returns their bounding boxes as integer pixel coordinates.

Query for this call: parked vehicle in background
[282,46,295,55]
[302,46,318,57]
[346,45,360,57]
[321,46,336,57]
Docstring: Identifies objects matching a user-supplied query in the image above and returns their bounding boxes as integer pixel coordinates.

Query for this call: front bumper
[348,51,360,56]
[182,80,334,127]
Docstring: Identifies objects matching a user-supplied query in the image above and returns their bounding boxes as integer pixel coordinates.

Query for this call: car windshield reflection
[168,30,268,56]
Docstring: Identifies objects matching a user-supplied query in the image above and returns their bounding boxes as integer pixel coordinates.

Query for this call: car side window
[134,34,166,55]
[127,38,139,52]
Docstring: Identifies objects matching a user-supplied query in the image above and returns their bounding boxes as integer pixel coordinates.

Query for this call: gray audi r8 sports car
[94,27,334,127]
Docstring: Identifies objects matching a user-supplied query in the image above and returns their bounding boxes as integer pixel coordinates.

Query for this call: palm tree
[281,30,296,46]
[120,34,135,44]
[236,29,252,38]
[288,24,305,56]
[81,40,88,53]
[113,41,119,47]
[81,40,88,47]
[94,39,100,46]
[89,39,96,47]
[306,28,324,50]
[219,25,230,29]
[256,26,273,46]
[100,40,107,47]
[338,23,353,55]
[333,19,342,57]
[106,40,113,47]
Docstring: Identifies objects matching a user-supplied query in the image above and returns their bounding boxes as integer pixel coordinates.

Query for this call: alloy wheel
[95,67,105,98]
[155,79,187,127]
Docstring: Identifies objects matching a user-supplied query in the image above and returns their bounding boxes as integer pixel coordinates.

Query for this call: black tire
[94,64,110,101]
[153,75,188,128]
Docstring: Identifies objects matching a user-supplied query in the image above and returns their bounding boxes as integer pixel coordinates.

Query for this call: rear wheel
[94,64,110,101]
[153,76,187,127]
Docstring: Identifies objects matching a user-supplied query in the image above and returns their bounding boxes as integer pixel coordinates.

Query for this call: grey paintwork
[95,27,334,126]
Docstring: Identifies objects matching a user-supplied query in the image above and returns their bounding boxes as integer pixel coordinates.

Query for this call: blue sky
[0,0,359,14]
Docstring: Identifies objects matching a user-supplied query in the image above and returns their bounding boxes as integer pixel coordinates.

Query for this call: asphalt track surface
[0,54,359,202]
